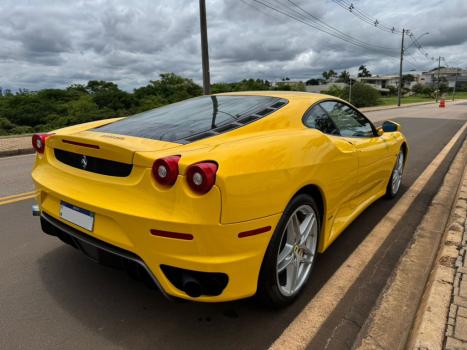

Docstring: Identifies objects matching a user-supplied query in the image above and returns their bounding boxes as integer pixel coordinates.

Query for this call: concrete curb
[0,133,33,139]
[352,139,467,350]
[0,148,34,158]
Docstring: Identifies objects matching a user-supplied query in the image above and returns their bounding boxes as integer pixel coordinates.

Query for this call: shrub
[388,85,397,96]
[346,82,380,107]
[9,125,34,134]
[323,84,345,99]
[411,83,424,94]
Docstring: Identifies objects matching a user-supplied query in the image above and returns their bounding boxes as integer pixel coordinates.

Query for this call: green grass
[378,91,467,107]
[378,96,435,106]
[452,91,467,99]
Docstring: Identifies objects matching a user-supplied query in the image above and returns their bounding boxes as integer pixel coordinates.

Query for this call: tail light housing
[152,156,180,186]
[186,162,218,194]
[32,133,53,154]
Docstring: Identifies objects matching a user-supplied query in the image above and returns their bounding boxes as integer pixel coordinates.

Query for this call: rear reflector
[238,226,271,238]
[62,139,100,149]
[150,229,193,240]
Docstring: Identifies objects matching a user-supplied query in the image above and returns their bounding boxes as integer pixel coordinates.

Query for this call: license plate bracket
[60,201,95,231]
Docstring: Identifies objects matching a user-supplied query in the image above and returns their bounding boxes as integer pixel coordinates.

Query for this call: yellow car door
[319,101,392,206]
[302,102,359,246]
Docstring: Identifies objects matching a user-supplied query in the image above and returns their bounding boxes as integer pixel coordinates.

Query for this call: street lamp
[405,32,430,51]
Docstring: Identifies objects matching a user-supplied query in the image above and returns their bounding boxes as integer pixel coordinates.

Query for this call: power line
[239,0,284,21]
[331,0,435,66]
[332,0,402,34]
[248,0,398,54]
[406,33,435,63]
[284,0,395,51]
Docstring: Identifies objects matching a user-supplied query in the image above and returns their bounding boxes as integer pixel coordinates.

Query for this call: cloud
[0,0,465,91]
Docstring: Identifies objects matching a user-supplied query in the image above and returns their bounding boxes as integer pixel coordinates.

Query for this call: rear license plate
[60,201,95,231]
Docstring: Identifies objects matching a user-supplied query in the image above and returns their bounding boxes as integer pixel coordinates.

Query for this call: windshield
[93,95,287,142]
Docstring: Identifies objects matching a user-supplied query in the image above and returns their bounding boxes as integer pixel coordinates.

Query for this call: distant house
[420,68,467,88]
[272,80,306,90]
[305,82,347,93]
[357,75,397,92]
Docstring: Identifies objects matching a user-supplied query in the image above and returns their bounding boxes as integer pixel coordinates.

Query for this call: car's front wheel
[386,150,404,198]
[257,194,320,307]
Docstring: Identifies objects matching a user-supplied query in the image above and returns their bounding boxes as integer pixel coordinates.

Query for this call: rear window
[94,95,287,143]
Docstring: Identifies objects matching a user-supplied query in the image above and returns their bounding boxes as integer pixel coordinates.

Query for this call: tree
[86,80,120,95]
[134,73,202,104]
[305,78,323,86]
[357,65,372,77]
[402,74,415,83]
[322,70,337,81]
[338,70,350,83]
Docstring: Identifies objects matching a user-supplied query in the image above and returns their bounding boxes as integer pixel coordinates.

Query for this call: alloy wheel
[391,152,404,195]
[276,204,318,297]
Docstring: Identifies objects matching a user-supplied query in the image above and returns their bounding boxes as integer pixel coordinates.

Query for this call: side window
[320,101,375,137]
[303,104,339,135]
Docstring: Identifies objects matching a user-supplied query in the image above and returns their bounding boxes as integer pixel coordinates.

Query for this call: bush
[421,86,434,97]
[323,85,345,99]
[347,83,380,107]
[9,125,34,134]
[388,85,397,96]
[411,83,424,94]
[323,83,380,107]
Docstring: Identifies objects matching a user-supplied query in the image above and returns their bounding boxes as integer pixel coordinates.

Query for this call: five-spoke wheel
[276,205,318,297]
[257,194,319,307]
[386,150,404,198]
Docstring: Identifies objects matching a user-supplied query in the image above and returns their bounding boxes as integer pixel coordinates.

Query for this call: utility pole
[452,68,459,101]
[348,76,352,103]
[199,0,211,95]
[397,29,405,107]
[436,56,441,102]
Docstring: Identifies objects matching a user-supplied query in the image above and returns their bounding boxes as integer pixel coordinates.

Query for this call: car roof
[214,90,333,102]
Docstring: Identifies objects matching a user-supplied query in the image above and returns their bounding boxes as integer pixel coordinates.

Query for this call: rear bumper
[40,212,172,300]
[38,205,280,301]
[32,152,281,301]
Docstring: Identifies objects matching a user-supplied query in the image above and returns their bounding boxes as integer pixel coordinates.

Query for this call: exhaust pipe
[32,204,40,216]
[181,273,202,298]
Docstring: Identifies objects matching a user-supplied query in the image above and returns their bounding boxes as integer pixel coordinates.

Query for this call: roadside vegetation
[0,71,465,136]
[323,79,465,108]
[0,74,305,136]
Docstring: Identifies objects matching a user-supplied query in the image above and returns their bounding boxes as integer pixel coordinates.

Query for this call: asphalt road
[0,153,35,197]
[0,103,466,350]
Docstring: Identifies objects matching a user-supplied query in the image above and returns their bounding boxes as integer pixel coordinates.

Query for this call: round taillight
[186,162,218,194]
[32,133,52,154]
[152,156,180,186]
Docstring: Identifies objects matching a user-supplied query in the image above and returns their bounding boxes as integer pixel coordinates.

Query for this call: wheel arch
[401,141,408,165]
[293,184,326,245]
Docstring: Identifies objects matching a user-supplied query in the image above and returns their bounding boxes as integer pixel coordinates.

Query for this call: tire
[386,150,404,198]
[257,194,320,308]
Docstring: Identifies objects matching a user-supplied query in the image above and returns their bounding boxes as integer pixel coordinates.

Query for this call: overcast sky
[0,0,466,91]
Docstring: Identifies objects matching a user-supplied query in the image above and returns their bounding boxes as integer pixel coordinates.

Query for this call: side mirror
[377,127,384,136]
[382,120,401,132]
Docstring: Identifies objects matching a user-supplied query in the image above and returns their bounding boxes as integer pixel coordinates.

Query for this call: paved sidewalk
[409,165,467,349]
[445,176,467,349]
[0,135,32,157]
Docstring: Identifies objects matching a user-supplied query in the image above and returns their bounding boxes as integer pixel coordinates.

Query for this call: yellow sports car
[31,91,407,307]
